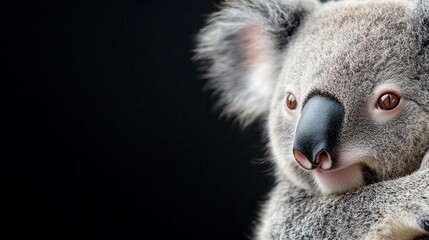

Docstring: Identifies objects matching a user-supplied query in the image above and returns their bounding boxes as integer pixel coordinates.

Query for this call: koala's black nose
[292,95,344,171]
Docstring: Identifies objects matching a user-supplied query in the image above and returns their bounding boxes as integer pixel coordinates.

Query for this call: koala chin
[197,0,429,238]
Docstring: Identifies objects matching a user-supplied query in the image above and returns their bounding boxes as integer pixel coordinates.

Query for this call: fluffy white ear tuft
[224,24,277,126]
[195,0,318,127]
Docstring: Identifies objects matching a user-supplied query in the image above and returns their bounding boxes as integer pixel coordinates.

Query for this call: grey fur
[196,0,429,239]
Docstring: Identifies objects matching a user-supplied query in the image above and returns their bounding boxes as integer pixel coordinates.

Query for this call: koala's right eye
[377,93,400,111]
[286,93,298,110]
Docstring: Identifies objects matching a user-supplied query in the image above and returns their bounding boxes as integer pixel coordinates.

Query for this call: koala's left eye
[377,93,400,110]
[286,93,297,110]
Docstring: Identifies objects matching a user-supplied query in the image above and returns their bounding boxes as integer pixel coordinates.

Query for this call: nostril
[293,149,315,170]
[316,151,332,171]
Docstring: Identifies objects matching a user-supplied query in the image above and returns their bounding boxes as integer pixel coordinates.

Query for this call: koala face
[196,0,429,194]
[269,1,429,193]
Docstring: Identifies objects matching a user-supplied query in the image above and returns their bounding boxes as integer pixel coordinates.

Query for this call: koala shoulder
[255,167,429,240]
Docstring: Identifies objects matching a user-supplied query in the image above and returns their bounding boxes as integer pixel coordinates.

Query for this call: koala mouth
[293,149,377,193]
[312,163,368,194]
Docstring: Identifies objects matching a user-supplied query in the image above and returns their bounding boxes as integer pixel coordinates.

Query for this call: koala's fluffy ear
[195,0,318,126]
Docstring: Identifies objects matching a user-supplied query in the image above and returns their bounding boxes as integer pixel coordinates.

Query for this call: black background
[3,1,273,239]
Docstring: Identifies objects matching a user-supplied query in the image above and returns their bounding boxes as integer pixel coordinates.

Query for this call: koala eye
[377,93,400,110]
[286,93,298,110]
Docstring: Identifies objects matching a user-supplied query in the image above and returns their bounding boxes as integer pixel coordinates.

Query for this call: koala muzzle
[292,95,344,171]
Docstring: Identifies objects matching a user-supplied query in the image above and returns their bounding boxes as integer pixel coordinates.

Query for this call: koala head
[195,0,429,194]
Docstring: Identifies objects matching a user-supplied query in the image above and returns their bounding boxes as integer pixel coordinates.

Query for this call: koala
[196,0,429,239]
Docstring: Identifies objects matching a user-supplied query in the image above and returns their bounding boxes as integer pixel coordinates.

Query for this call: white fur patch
[364,213,426,240]
[313,163,364,194]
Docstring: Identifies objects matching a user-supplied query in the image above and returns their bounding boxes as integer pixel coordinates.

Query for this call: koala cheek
[269,106,298,157]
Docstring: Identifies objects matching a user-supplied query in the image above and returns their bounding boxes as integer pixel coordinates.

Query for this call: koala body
[196,0,429,239]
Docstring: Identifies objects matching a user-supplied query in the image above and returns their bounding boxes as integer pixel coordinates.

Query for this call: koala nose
[292,95,344,171]
[293,149,332,170]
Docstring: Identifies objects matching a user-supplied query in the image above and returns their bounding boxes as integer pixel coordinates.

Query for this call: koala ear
[195,0,318,126]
